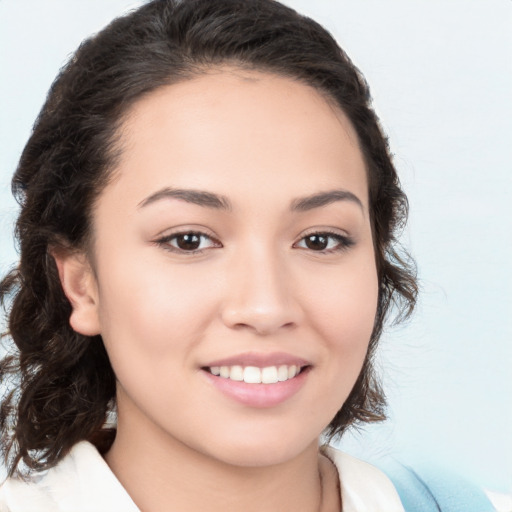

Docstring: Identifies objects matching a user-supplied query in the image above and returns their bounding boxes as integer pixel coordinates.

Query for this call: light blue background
[1,0,511,494]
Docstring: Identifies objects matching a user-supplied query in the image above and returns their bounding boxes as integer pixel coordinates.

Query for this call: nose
[220,246,302,336]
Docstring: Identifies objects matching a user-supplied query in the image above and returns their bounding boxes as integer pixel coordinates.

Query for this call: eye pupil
[176,233,201,250]
[305,234,328,250]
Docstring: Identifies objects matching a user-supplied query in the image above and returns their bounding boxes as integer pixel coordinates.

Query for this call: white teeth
[288,365,298,379]
[261,366,278,384]
[229,365,243,381]
[208,364,303,383]
[243,366,262,384]
[277,365,289,382]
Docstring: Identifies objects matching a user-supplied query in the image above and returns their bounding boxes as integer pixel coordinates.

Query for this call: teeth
[207,364,303,383]
[277,365,289,382]
[229,365,243,381]
[261,366,278,384]
[244,366,261,384]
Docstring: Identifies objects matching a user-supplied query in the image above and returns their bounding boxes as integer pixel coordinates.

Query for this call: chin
[198,426,320,469]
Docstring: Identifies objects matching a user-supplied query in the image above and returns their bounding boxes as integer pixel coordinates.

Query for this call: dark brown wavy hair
[0,0,417,476]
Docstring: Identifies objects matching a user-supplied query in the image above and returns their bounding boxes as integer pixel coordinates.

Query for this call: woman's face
[75,69,378,467]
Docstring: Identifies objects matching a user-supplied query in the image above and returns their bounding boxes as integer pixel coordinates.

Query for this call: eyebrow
[138,187,232,210]
[138,187,363,213]
[290,189,364,212]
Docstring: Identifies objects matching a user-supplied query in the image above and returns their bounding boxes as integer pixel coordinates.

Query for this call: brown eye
[173,233,202,251]
[157,231,221,253]
[304,234,329,250]
[295,232,354,253]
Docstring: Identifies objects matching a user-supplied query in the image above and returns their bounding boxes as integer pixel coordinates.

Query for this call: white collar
[1,441,138,512]
[322,445,405,512]
[1,442,404,512]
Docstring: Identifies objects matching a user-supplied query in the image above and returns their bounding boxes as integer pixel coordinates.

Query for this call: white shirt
[0,441,405,512]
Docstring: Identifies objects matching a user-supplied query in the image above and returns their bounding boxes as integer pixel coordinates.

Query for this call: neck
[105,399,339,512]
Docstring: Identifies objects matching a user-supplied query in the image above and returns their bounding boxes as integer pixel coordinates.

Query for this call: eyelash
[155,231,221,254]
[293,230,355,253]
[155,230,354,255]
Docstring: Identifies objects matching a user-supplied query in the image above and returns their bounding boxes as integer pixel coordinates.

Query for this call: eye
[156,231,221,253]
[294,232,354,253]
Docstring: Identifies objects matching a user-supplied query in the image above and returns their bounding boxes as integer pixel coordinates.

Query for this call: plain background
[0,0,510,493]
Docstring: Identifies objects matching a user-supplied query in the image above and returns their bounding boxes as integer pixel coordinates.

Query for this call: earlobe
[52,249,101,336]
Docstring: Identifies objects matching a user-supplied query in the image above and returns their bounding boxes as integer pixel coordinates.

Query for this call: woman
[0,0,498,511]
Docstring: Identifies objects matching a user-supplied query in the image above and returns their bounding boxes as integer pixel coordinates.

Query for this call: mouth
[200,353,312,407]
[202,364,309,384]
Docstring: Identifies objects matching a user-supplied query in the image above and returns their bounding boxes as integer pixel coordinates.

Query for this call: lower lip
[202,367,310,408]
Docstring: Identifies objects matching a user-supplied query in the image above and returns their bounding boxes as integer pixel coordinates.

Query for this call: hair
[0,0,417,476]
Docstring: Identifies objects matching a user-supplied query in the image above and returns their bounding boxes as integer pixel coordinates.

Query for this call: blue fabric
[377,459,497,512]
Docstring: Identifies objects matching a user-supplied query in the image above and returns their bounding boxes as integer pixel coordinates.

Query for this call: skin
[56,68,378,512]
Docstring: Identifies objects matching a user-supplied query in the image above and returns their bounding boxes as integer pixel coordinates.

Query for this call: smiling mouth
[203,365,308,384]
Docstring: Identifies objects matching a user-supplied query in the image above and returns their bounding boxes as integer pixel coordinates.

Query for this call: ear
[52,249,101,336]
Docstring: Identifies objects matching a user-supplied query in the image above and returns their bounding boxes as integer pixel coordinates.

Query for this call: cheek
[305,258,378,344]
[301,254,379,395]
[95,257,222,368]
[295,263,378,435]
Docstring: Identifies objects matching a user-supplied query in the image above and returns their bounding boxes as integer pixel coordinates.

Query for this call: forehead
[109,68,368,210]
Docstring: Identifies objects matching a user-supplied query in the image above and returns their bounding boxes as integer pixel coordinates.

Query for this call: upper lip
[202,352,311,368]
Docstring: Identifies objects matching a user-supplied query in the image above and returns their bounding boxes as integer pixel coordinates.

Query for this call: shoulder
[0,441,138,512]
[322,446,506,512]
[362,455,501,512]
[321,445,405,512]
